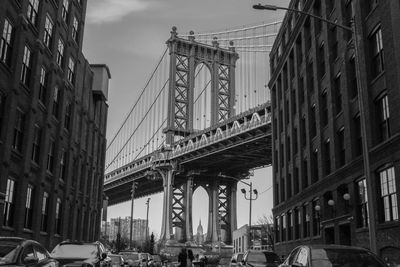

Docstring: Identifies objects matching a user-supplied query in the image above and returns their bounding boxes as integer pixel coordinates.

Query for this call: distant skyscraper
[195,220,204,245]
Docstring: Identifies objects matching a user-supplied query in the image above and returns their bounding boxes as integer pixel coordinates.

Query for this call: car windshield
[110,255,122,264]
[121,253,139,260]
[0,243,19,265]
[311,248,385,267]
[51,244,99,259]
[247,252,280,264]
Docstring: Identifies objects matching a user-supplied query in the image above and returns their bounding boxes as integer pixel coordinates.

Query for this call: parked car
[149,255,162,267]
[0,237,59,267]
[109,254,125,267]
[139,253,151,267]
[51,240,111,267]
[278,245,387,267]
[119,252,141,267]
[242,250,281,267]
[229,253,244,267]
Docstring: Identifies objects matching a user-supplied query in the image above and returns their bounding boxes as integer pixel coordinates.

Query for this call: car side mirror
[101,252,107,260]
[24,256,39,265]
[231,260,236,263]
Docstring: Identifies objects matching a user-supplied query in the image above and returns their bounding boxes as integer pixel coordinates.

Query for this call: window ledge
[377,220,400,230]
[23,228,34,233]
[40,231,48,236]
[2,226,15,232]
[370,71,385,86]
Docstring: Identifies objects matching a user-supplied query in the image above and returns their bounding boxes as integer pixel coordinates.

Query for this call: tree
[256,214,275,250]
[149,232,155,254]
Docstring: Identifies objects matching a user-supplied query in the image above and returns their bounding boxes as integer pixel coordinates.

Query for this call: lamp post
[253,2,377,253]
[145,198,150,250]
[241,184,259,248]
[218,173,258,248]
[130,182,137,250]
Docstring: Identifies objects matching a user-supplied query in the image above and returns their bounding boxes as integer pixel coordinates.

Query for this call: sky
[82,0,289,238]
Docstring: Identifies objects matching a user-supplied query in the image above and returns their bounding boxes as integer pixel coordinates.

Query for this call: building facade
[269,0,400,261]
[108,217,149,248]
[0,0,110,249]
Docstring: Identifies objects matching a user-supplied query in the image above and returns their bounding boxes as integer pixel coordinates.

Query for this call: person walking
[187,250,194,267]
[178,248,187,267]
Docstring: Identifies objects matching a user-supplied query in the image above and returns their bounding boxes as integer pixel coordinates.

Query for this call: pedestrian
[178,248,187,267]
[187,250,194,267]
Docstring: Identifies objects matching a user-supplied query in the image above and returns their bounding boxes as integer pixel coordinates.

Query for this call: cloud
[86,0,149,24]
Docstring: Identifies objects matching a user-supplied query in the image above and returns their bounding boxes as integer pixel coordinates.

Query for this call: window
[294,208,300,239]
[24,184,34,229]
[367,0,378,13]
[52,86,59,118]
[40,192,49,232]
[0,18,13,67]
[376,94,390,142]
[12,109,24,152]
[318,44,326,79]
[59,150,67,180]
[287,211,293,240]
[356,179,369,228]
[31,125,41,163]
[326,0,334,15]
[55,198,62,234]
[61,0,70,23]
[27,0,39,26]
[348,56,358,98]
[286,136,291,162]
[72,16,79,43]
[38,67,47,104]
[302,203,310,237]
[307,62,314,93]
[20,46,32,87]
[313,0,322,34]
[337,128,345,167]
[310,104,316,138]
[299,76,304,104]
[281,214,286,241]
[354,115,362,157]
[334,75,342,114]
[43,15,53,49]
[291,89,297,115]
[275,216,280,242]
[293,127,298,154]
[370,27,384,78]
[67,57,75,83]
[379,167,398,222]
[302,158,308,189]
[46,139,55,172]
[330,25,338,60]
[3,178,16,227]
[0,93,4,134]
[324,139,331,175]
[312,199,320,236]
[312,149,318,183]
[56,39,64,67]
[321,92,328,126]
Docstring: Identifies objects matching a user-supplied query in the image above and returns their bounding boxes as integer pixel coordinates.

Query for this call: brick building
[269,0,400,261]
[0,0,110,249]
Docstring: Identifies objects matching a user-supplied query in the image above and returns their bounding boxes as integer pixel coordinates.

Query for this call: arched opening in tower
[192,186,209,245]
[193,63,212,130]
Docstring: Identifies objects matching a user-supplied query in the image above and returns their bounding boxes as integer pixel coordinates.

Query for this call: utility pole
[130,182,137,249]
[145,198,150,251]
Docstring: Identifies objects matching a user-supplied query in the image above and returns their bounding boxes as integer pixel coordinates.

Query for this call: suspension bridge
[103,21,280,245]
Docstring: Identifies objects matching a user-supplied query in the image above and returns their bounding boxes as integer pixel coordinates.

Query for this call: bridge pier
[158,167,175,242]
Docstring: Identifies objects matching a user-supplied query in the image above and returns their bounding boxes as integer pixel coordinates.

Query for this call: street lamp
[145,198,151,247]
[218,173,258,248]
[130,182,137,249]
[253,1,377,253]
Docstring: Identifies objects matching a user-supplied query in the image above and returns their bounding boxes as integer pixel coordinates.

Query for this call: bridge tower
[157,27,239,246]
[164,26,239,144]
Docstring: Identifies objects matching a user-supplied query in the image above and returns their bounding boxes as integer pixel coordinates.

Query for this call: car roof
[304,244,370,251]
[0,237,42,246]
